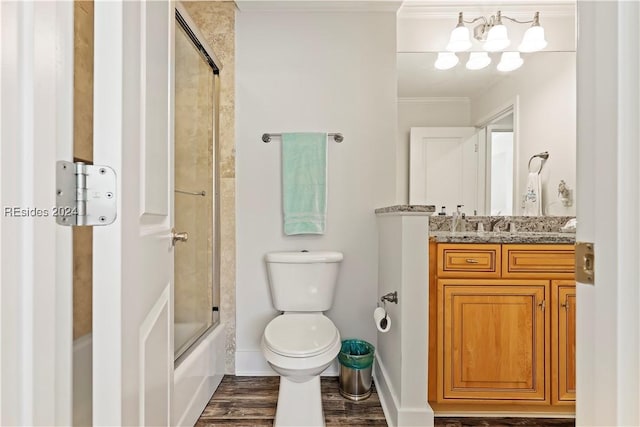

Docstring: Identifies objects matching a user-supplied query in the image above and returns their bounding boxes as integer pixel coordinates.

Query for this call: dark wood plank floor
[196,375,575,427]
[196,375,387,426]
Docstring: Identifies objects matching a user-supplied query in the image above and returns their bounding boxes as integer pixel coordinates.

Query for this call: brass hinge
[575,241,595,285]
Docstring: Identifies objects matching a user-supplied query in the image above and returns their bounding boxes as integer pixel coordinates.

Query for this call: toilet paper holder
[375,292,398,331]
[380,291,398,305]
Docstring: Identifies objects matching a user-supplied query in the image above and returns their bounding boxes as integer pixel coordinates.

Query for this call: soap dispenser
[451,204,463,232]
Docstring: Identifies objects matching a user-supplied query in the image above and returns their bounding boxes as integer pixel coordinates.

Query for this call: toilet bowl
[262,313,341,426]
[261,251,343,427]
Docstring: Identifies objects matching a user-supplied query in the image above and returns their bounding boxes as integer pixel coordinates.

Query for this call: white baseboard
[235,350,339,376]
[374,355,434,427]
[173,325,226,427]
[373,355,400,427]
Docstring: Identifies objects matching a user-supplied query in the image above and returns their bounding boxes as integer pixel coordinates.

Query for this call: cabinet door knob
[465,258,479,264]
[538,300,546,311]
[561,300,570,310]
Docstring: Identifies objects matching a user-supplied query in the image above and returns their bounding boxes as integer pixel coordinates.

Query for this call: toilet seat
[264,314,338,358]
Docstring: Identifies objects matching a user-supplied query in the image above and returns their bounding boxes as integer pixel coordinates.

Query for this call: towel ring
[528,151,549,174]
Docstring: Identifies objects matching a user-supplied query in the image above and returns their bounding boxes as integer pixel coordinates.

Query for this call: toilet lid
[264,314,338,358]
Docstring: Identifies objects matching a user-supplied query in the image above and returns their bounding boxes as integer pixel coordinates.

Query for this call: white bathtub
[173,323,226,426]
[73,333,92,427]
[73,325,224,427]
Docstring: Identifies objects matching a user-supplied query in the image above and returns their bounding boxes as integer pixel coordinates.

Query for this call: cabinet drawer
[437,244,501,278]
[502,245,575,279]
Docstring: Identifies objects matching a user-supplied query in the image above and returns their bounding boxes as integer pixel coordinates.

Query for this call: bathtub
[173,323,226,426]
[73,325,224,427]
[73,333,92,427]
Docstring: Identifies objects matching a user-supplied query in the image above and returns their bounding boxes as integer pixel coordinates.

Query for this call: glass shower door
[174,12,220,360]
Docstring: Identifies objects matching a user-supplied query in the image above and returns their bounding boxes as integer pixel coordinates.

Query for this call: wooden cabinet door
[438,279,549,402]
[552,281,576,403]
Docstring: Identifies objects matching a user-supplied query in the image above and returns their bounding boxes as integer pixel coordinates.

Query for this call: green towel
[282,132,327,235]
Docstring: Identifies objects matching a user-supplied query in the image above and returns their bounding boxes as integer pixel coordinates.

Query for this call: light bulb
[519,25,547,52]
[497,52,523,72]
[483,24,510,51]
[435,52,459,70]
[446,25,472,52]
[466,52,491,70]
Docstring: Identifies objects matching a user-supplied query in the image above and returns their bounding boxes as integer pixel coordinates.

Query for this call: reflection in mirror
[487,112,514,215]
[400,51,576,216]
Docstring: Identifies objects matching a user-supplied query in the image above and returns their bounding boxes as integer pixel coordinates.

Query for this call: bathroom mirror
[400,51,576,216]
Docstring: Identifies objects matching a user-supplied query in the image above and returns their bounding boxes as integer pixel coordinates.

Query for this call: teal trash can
[337,339,375,401]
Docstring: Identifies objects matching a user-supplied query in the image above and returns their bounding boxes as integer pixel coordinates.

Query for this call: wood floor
[196,375,575,427]
[196,375,387,426]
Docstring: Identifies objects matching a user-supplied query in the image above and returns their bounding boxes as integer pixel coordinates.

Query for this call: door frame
[0,1,74,425]
[474,98,520,215]
[576,1,640,425]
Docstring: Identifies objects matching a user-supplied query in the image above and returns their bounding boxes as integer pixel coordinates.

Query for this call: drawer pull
[465,259,479,264]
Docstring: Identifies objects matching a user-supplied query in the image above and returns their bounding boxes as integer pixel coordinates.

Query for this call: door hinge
[56,161,117,226]
[575,241,595,285]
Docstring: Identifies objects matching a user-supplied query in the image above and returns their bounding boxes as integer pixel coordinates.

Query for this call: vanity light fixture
[518,12,548,52]
[482,12,510,51]
[435,52,459,70]
[445,10,547,53]
[446,13,473,52]
[466,52,491,70]
[497,51,523,72]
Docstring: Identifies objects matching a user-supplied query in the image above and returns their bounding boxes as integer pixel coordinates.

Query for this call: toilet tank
[265,251,343,312]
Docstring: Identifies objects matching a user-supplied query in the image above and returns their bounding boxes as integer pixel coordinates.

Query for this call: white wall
[471,52,576,216]
[236,10,397,374]
[375,213,432,426]
[396,98,471,204]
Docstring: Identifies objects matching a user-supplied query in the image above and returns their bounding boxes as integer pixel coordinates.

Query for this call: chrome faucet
[489,217,503,232]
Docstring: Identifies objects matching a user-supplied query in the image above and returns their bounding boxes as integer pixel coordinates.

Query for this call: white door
[409,127,480,214]
[92,1,175,425]
[0,2,73,425]
[576,2,640,426]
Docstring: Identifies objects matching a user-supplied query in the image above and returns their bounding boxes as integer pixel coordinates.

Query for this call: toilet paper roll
[373,307,391,333]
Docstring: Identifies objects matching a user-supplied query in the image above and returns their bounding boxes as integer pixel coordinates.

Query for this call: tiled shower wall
[183,0,236,373]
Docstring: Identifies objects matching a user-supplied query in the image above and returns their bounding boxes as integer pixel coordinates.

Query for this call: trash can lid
[264,313,339,358]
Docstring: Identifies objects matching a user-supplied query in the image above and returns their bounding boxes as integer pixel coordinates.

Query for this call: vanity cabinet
[430,243,575,411]
[552,280,576,404]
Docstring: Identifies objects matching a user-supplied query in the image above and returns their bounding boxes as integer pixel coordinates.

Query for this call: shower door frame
[173,3,222,362]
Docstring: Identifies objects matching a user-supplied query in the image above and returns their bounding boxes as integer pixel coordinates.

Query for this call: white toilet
[261,250,343,427]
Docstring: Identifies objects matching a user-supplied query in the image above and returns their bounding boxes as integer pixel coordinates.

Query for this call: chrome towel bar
[175,189,206,197]
[262,132,344,143]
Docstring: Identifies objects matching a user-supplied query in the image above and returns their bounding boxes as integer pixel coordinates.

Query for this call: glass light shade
[446,25,472,52]
[497,52,523,72]
[518,25,548,52]
[483,24,510,51]
[466,52,491,70]
[434,52,459,70]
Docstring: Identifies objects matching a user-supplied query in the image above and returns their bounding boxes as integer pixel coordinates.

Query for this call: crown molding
[235,1,404,13]
[398,1,575,19]
[398,97,471,104]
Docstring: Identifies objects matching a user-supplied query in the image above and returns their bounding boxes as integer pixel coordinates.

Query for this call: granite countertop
[429,231,576,244]
[374,205,436,214]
